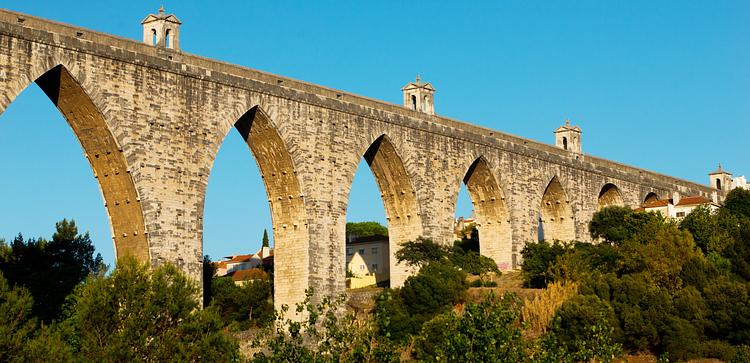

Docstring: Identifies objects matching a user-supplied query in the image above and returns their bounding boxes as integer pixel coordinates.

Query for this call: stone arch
[644,192,659,204]
[462,157,513,270]
[208,105,309,308]
[539,176,575,241]
[1,64,148,261]
[598,183,625,209]
[362,134,422,287]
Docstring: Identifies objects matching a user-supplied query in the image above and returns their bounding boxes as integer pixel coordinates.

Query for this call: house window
[360,265,365,271]
[676,212,686,218]
[371,247,378,254]
[372,264,378,272]
[359,248,365,255]
[346,248,352,256]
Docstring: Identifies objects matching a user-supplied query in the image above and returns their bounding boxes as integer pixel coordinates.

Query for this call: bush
[520,240,567,288]
[413,294,525,362]
[210,275,274,329]
[549,294,621,357]
[252,290,399,363]
[60,257,240,361]
[401,261,467,317]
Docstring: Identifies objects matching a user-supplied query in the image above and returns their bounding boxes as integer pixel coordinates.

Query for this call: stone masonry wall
[0,9,722,309]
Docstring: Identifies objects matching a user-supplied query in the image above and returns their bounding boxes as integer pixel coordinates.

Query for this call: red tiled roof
[643,199,670,208]
[226,254,253,263]
[676,196,712,206]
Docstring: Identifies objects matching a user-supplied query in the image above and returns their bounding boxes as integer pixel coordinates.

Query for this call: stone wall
[0,9,722,310]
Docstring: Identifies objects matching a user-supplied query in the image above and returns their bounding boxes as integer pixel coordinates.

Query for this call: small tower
[402,75,435,115]
[709,164,733,191]
[554,119,582,153]
[141,6,182,50]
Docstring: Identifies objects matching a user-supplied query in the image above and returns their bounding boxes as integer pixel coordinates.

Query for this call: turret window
[165,29,171,48]
[717,179,722,190]
[411,95,417,111]
[151,29,157,46]
[562,137,568,150]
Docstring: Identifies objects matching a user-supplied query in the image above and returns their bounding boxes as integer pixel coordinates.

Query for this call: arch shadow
[539,176,575,241]
[2,64,148,261]
[361,134,422,287]
[461,157,514,269]
[598,183,625,209]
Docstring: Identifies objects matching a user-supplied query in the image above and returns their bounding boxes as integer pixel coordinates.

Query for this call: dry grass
[521,281,579,339]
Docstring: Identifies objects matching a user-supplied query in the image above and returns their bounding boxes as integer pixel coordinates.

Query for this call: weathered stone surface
[0,9,722,310]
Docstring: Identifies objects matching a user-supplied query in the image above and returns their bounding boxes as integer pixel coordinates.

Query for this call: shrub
[549,294,621,357]
[252,290,399,363]
[210,276,274,329]
[520,240,567,288]
[60,257,240,361]
[374,289,418,343]
[413,293,525,362]
[450,249,500,276]
[400,261,467,317]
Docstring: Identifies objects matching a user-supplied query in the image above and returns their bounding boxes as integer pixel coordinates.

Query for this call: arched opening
[0,65,148,264]
[204,106,307,309]
[562,137,568,150]
[539,176,575,241]
[411,95,417,111]
[459,157,513,270]
[644,192,659,205]
[151,29,157,46]
[351,135,422,288]
[345,158,390,289]
[716,179,722,190]
[598,183,625,209]
[165,29,171,48]
[423,95,430,112]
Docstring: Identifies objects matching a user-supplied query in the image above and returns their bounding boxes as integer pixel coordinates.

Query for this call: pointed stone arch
[539,176,575,241]
[644,192,659,205]
[362,134,422,287]
[1,64,149,261]
[598,183,625,209]
[462,157,513,270]
[210,105,309,308]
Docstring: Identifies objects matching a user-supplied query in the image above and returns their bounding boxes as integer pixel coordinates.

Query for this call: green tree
[210,276,274,329]
[0,219,104,322]
[60,257,239,361]
[346,222,388,239]
[262,229,270,248]
[400,261,467,318]
[724,188,750,220]
[0,271,37,361]
[589,206,665,245]
[413,293,525,362]
[395,237,451,268]
[520,240,567,288]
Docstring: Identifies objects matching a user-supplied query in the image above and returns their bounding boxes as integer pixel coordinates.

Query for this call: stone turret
[709,164,732,191]
[402,75,435,115]
[141,6,182,50]
[554,119,582,153]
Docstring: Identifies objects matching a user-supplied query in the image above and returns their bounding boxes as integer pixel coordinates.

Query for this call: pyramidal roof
[141,6,182,25]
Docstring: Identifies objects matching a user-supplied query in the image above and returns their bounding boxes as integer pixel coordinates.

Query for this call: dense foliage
[0,219,103,322]
[345,221,388,238]
[521,197,750,360]
[210,275,274,329]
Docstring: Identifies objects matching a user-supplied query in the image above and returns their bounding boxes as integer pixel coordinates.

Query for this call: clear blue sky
[0,1,748,266]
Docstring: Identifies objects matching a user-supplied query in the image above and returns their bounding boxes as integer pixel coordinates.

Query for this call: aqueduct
[0,9,724,308]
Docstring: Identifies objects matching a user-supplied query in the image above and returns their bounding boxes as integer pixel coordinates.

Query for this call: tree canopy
[0,219,103,322]
[345,221,388,239]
